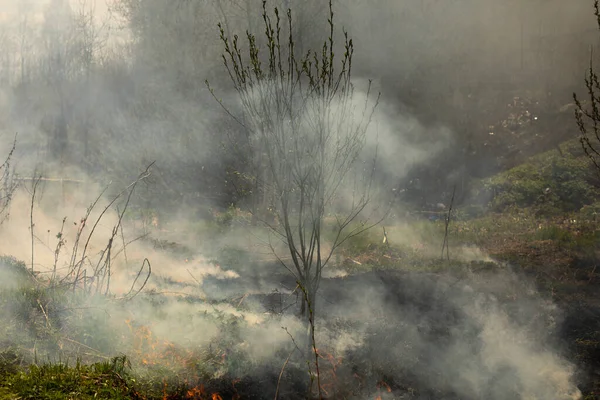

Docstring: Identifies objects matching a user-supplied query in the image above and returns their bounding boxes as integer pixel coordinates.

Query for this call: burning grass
[0,160,598,399]
[0,239,589,400]
[0,257,248,399]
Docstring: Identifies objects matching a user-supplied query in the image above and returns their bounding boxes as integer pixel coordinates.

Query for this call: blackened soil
[203,265,593,399]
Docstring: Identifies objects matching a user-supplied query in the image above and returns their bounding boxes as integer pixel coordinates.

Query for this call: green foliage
[480,140,600,213]
[208,312,253,377]
[534,225,575,242]
[0,255,30,288]
[213,205,235,227]
[579,201,600,221]
[0,270,69,355]
[0,356,137,400]
[573,0,600,175]
[559,219,600,256]
[454,204,487,220]
[210,205,251,233]
[0,259,123,363]
[336,228,383,257]
[0,349,21,377]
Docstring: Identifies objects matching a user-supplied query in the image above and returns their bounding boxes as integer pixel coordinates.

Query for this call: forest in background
[0,0,596,215]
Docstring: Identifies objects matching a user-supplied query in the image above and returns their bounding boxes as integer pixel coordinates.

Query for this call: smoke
[0,1,594,399]
[338,0,597,98]
[0,188,309,373]
[0,157,584,399]
[314,267,581,399]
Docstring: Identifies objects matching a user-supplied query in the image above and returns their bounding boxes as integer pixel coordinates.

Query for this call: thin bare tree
[208,0,382,318]
[574,0,600,176]
[0,135,17,224]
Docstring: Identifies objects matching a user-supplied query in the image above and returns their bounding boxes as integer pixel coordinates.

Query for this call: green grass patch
[0,356,139,400]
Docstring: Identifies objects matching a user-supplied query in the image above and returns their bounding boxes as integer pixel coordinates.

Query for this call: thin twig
[37,299,51,329]
[441,185,456,261]
[274,348,296,400]
[0,133,17,223]
[73,162,154,292]
[29,174,42,273]
[120,258,151,301]
[186,268,202,286]
[116,206,128,264]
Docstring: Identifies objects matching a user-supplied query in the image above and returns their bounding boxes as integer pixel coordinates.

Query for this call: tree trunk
[51,112,68,162]
[299,279,318,320]
[300,296,306,317]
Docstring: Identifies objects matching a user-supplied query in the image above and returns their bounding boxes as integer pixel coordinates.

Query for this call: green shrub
[480,142,600,213]
[338,230,382,256]
[0,256,30,289]
[579,202,600,221]
[534,225,574,242]
[0,349,21,376]
[455,204,487,220]
[213,205,235,227]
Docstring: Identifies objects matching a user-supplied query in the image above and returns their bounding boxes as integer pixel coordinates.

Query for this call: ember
[375,380,392,399]
[182,384,224,400]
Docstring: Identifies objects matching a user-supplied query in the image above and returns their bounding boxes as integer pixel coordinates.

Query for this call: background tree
[0,136,16,224]
[574,0,600,175]
[209,0,381,318]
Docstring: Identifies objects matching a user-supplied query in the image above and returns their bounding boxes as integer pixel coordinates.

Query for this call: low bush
[473,140,600,214]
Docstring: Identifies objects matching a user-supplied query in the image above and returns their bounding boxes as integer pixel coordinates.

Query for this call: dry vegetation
[1,0,600,399]
[1,138,600,399]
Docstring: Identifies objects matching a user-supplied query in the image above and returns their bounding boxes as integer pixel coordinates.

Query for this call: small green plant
[337,229,382,257]
[0,349,21,377]
[213,205,235,227]
[0,255,30,288]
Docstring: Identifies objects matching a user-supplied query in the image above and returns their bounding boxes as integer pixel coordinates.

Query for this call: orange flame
[124,317,198,369]
[123,318,226,400]
[377,380,392,393]
[374,380,392,399]
[183,384,222,400]
[185,384,205,398]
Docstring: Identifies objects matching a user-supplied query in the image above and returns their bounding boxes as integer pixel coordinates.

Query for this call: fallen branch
[186,268,202,286]
[62,337,110,358]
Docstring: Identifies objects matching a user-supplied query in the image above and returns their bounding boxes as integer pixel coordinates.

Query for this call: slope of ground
[2,138,600,399]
